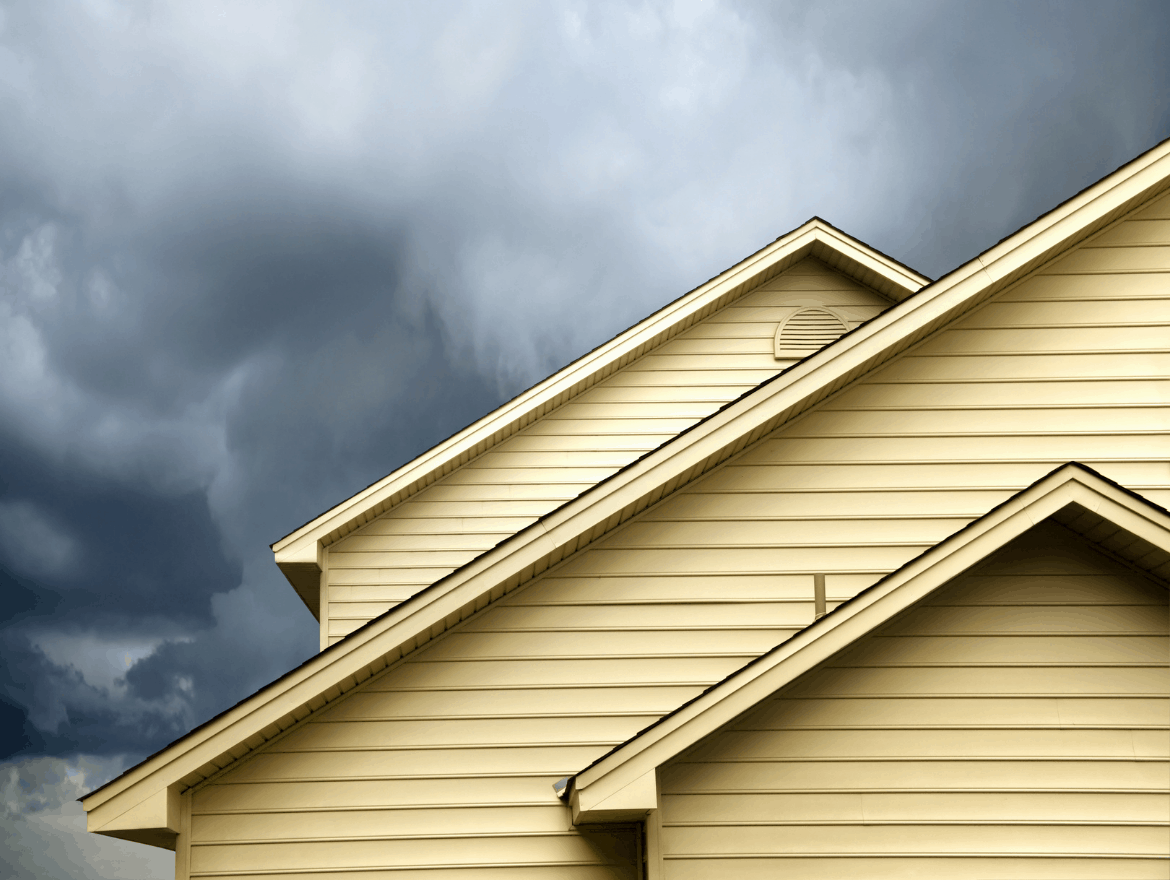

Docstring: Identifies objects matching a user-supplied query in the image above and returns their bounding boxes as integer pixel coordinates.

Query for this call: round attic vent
[774,308,849,359]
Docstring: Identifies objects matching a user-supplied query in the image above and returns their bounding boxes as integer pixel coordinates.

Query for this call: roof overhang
[82,136,1170,845]
[273,219,929,617]
[567,463,1170,823]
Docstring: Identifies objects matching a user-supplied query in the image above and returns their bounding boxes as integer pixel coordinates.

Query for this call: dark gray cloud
[0,1,1168,875]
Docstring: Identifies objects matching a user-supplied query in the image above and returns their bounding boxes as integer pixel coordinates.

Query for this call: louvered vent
[774,308,849,359]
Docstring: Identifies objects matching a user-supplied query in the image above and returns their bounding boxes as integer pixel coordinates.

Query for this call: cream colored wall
[656,521,1170,878]
[184,196,1170,879]
[322,257,890,646]
[189,563,708,877]
[595,195,1170,620]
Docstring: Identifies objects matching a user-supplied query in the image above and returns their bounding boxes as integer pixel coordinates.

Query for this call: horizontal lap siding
[196,415,893,878]
[191,202,1170,878]
[657,523,1170,879]
[190,564,778,878]
[324,259,891,644]
[624,213,1170,620]
[192,258,888,877]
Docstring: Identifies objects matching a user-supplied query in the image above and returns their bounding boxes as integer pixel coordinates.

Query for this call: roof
[82,134,1170,846]
[563,462,1170,823]
[272,218,930,616]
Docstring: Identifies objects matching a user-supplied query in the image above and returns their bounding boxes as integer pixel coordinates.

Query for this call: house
[81,139,1170,879]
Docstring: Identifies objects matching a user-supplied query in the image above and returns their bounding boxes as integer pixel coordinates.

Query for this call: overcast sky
[2,1,1169,877]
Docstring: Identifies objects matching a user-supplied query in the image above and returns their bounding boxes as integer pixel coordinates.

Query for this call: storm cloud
[1,1,1169,876]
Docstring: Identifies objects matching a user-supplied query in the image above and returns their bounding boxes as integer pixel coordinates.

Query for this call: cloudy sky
[1,1,1169,876]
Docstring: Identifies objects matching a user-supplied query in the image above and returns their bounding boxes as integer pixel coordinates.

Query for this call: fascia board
[1075,488,1170,550]
[810,219,932,289]
[571,768,658,825]
[271,221,924,565]
[976,140,1170,282]
[808,224,927,299]
[87,785,179,849]
[571,466,1170,807]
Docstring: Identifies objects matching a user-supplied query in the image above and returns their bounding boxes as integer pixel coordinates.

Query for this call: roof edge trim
[271,219,927,593]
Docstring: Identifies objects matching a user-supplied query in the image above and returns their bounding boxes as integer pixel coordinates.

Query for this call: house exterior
[82,140,1170,879]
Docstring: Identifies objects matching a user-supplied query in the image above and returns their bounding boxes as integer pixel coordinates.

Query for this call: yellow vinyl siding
[656,522,1170,879]
[615,212,1170,614]
[323,257,891,645]
[191,521,808,876]
[185,206,1168,879]
[188,569,722,877]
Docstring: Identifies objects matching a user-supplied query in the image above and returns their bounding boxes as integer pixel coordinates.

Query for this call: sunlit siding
[656,522,1170,879]
[187,567,727,878]
[182,194,1170,879]
[603,193,1170,619]
[322,257,890,645]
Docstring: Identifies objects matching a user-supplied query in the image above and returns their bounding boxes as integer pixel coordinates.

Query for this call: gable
[566,462,1170,822]
[322,257,895,647]
[654,521,1169,878]
[81,138,1170,852]
[274,221,927,622]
